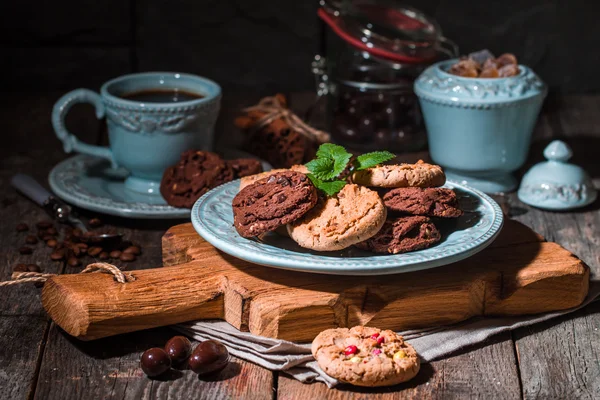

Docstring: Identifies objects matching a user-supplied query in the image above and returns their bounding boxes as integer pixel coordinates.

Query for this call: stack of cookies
[160,150,263,208]
[232,160,462,254]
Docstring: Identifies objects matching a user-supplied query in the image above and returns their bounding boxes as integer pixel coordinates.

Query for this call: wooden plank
[0,92,73,400]
[277,332,520,399]
[34,324,274,400]
[509,94,600,400]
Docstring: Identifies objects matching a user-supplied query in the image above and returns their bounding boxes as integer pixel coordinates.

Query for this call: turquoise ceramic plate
[192,180,504,275]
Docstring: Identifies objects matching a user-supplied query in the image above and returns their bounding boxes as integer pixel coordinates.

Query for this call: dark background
[2,0,600,94]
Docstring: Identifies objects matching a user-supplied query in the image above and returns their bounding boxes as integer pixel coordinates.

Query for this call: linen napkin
[176,281,600,388]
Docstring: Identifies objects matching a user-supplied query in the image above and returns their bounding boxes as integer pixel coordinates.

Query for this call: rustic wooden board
[41,217,589,342]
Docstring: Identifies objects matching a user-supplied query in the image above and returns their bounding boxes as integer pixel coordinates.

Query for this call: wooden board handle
[42,263,224,340]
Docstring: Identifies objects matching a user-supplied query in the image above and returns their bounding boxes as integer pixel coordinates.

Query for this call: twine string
[0,262,135,287]
[243,95,331,143]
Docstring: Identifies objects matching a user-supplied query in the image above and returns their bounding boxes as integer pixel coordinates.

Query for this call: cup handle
[51,89,117,168]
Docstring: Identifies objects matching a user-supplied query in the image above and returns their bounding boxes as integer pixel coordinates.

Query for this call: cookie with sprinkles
[311,326,420,387]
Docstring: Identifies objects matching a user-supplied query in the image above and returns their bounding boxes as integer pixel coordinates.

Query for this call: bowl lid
[518,140,597,210]
[319,0,443,63]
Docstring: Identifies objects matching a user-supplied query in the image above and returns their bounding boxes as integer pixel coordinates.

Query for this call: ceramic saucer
[192,180,504,276]
[48,155,190,219]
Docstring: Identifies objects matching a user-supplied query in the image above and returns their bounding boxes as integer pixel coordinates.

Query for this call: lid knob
[543,140,573,162]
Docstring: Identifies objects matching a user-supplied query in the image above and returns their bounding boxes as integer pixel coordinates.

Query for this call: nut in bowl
[414,52,547,194]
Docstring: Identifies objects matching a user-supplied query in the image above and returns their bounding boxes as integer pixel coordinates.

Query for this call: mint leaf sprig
[304,144,395,196]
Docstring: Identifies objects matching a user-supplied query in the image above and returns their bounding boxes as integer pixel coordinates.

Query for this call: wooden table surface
[1,92,599,400]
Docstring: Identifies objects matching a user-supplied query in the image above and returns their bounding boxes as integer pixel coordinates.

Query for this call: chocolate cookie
[312,326,420,387]
[355,216,441,254]
[232,171,317,238]
[160,150,230,208]
[383,187,463,218]
[226,158,263,179]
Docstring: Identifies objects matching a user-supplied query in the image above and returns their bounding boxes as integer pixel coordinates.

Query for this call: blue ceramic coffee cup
[414,60,547,193]
[52,72,221,195]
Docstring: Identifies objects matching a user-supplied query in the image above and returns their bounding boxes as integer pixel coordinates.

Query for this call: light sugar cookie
[312,326,420,387]
[287,184,386,251]
[239,165,309,190]
[351,160,445,188]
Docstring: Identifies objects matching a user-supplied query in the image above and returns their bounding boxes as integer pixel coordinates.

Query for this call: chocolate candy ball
[140,347,171,377]
[164,336,192,365]
[188,340,229,376]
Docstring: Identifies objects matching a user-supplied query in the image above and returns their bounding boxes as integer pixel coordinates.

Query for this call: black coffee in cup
[121,89,204,103]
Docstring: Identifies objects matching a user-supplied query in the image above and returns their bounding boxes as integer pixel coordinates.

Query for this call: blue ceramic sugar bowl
[414,59,547,193]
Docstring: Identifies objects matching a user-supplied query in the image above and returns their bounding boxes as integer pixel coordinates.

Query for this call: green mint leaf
[307,174,347,197]
[305,158,336,180]
[354,151,396,170]
[309,143,352,179]
[315,143,348,160]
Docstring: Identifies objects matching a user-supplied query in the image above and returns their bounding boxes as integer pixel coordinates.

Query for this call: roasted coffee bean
[165,336,192,365]
[188,340,229,375]
[50,249,65,261]
[13,264,28,272]
[88,218,103,228]
[16,223,29,232]
[140,348,171,377]
[98,251,109,260]
[27,264,41,273]
[37,231,47,239]
[72,228,82,238]
[109,250,122,259]
[46,227,58,236]
[123,245,141,255]
[70,245,81,257]
[25,235,38,245]
[67,257,81,267]
[76,243,89,250]
[42,235,55,241]
[19,246,33,255]
[36,221,53,229]
[46,239,58,248]
[119,252,135,262]
[88,246,103,257]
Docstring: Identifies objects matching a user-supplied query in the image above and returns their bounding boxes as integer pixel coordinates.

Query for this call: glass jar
[313,1,457,153]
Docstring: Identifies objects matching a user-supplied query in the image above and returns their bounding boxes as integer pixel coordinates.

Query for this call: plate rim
[191,180,505,275]
[48,154,190,219]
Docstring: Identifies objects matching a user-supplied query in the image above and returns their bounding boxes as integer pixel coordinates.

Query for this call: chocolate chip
[109,250,122,259]
[36,221,53,229]
[276,194,287,203]
[16,223,29,232]
[46,239,58,248]
[67,257,81,267]
[27,264,41,273]
[267,175,277,184]
[123,246,141,255]
[88,218,103,228]
[19,246,33,255]
[299,175,307,182]
[276,176,290,186]
[13,264,28,272]
[50,249,65,261]
[119,252,136,262]
[88,246,102,257]
[25,235,38,245]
